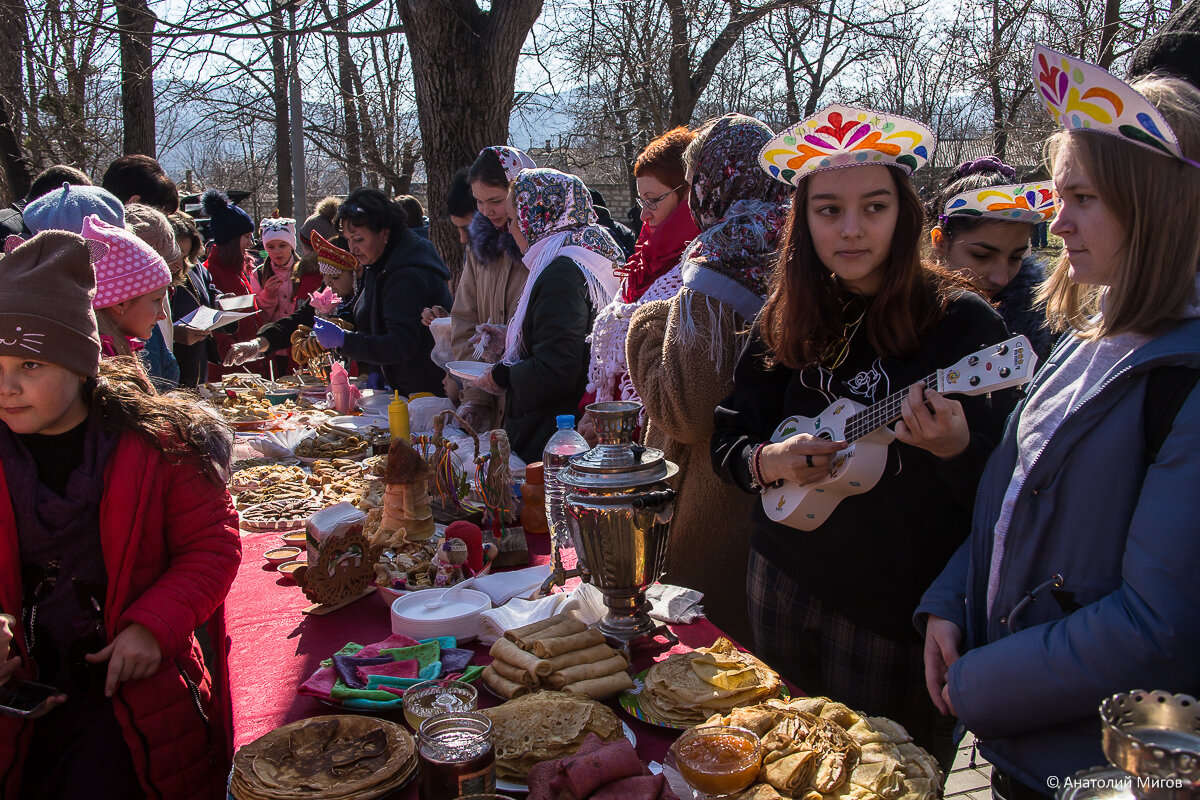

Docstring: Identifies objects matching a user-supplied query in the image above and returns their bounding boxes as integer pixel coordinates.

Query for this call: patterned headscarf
[502,169,623,364]
[684,113,791,306]
[479,146,537,182]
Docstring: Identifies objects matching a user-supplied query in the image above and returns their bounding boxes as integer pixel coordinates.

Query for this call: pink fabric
[82,215,172,309]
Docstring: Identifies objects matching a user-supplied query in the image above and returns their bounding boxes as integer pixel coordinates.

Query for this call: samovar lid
[558,401,679,490]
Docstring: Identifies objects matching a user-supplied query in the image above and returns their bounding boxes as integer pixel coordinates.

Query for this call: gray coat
[917,317,1200,789]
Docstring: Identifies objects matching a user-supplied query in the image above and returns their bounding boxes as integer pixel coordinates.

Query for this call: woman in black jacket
[474,169,624,462]
[310,189,453,394]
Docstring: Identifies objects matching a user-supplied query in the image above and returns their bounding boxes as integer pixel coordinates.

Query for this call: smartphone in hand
[0,678,64,718]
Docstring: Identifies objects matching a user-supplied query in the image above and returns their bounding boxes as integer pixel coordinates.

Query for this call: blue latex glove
[366,373,385,390]
[312,318,345,349]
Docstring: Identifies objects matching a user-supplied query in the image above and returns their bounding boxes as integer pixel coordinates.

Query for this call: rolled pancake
[490,638,553,677]
[483,665,531,699]
[517,618,588,648]
[562,671,635,700]
[505,613,572,644]
[762,746,817,794]
[733,783,784,800]
[531,628,606,658]
[546,643,623,671]
[489,656,539,687]
[556,654,629,685]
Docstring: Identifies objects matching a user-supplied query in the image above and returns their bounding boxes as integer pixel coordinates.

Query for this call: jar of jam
[418,712,496,800]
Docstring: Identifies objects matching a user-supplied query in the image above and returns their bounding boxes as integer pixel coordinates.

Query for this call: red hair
[634,127,695,192]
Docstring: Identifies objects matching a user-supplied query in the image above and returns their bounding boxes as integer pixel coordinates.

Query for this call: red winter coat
[0,432,241,800]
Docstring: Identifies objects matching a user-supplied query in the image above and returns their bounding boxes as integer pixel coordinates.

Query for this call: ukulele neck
[842,371,939,444]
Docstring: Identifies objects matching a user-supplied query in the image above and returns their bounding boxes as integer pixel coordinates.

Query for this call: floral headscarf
[479,146,537,182]
[684,113,791,308]
[502,169,623,364]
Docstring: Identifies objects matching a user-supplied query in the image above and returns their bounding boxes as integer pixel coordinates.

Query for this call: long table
[224,523,745,790]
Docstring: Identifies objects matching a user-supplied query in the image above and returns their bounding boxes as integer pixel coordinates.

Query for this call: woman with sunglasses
[579,127,700,442]
[624,114,790,647]
[710,105,1017,768]
[311,188,452,394]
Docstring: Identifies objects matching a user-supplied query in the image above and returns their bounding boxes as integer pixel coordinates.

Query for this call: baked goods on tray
[295,431,368,460]
[234,482,313,510]
[480,691,625,782]
[230,464,307,494]
[704,696,941,800]
[229,715,415,800]
[240,497,328,530]
[638,638,781,727]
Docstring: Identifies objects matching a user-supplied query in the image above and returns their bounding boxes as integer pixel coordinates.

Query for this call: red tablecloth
[225,525,748,792]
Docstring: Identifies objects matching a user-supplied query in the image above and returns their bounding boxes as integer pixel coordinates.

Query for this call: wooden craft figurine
[474,429,528,567]
[380,433,436,543]
[295,526,380,612]
[415,411,484,524]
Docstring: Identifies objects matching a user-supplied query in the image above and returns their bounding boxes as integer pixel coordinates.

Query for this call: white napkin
[478,592,575,645]
[247,428,312,458]
[471,564,553,606]
[646,583,705,624]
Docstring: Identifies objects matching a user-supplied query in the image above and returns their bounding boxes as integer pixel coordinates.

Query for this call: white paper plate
[326,415,388,433]
[494,722,638,793]
[446,360,489,382]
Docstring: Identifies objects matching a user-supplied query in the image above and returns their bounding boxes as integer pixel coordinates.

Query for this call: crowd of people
[0,23,1198,800]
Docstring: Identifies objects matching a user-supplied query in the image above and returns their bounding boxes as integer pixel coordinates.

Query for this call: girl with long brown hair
[919,52,1200,798]
[711,105,1017,768]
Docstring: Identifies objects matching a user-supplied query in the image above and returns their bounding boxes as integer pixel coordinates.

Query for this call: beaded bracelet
[747,442,769,493]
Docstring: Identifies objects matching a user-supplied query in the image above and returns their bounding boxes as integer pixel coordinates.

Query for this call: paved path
[946,735,993,800]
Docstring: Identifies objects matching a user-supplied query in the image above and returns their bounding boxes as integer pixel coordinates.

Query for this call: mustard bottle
[388,391,410,442]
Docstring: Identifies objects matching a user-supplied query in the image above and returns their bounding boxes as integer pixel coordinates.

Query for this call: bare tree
[396,0,543,273]
[115,0,156,154]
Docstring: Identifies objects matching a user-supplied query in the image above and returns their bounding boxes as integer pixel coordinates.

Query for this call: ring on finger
[805,454,814,468]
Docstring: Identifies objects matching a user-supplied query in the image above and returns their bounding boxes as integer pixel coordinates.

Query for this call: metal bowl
[1100,691,1200,785]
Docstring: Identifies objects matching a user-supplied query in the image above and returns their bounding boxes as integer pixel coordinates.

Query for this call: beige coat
[450,246,528,429]
[626,289,754,646]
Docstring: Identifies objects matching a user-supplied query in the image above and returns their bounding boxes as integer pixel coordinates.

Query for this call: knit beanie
[0,231,102,377]
[299,197,340,254]
[200,188,255,245]
[1130,0,1200,87]
[261,217,298,251]
[310,230,358,277]
[24,183,125,235]
[125,203,183,264]
[81,215,173,309]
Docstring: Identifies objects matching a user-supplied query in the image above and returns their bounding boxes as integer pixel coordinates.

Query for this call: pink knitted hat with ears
[81,214,173,309]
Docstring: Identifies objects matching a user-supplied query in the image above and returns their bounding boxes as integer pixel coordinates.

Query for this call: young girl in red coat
[0,230,241,799]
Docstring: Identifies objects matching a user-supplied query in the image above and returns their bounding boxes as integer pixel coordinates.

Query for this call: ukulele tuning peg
[996,344,1009,355]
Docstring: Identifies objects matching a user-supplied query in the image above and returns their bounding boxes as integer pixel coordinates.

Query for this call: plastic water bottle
[542,415,590,550]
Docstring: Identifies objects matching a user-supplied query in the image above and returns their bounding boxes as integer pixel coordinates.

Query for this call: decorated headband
[480,146,537,182]
[941,182,1057,225]
[310,230,357,277]
[760,104,936,186]
[1034,44,1200,169]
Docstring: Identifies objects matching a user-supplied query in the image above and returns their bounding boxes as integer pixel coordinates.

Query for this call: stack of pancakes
[481,691,625,781]
[640,638,782,727]
[229,715,416,799]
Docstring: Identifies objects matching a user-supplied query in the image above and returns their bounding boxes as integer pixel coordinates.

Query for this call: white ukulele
[761,335,1037,531]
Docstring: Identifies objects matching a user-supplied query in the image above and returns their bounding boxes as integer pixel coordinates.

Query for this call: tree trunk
[116,0,156,156]
[1096,0,1122,69]
[0,0,29,202]
[335,0,364,189]
[271,1,293,216]
[395,139,416,195]
[397,0,543,279]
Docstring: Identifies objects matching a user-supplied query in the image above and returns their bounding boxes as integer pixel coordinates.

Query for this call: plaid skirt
[746,549,958,772]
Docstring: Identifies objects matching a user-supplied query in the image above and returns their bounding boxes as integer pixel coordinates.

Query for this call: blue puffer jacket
[917,317,1200,790]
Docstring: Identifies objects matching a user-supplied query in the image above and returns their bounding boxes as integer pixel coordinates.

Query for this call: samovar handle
[631,489,676,509]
